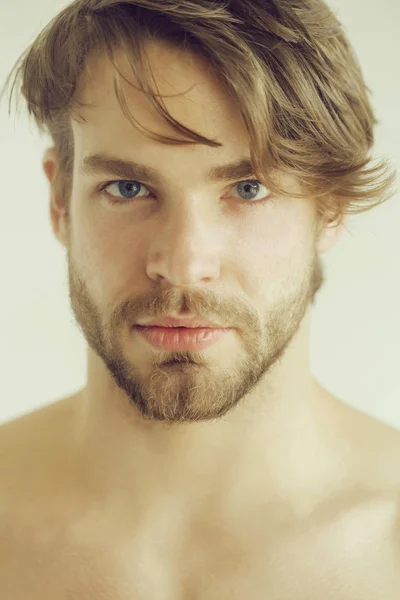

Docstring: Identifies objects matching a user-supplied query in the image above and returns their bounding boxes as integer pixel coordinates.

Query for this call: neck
[69,326,342,523]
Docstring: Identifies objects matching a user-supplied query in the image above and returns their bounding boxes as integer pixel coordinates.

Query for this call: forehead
[72,42,250,152]
[70,42,308,204]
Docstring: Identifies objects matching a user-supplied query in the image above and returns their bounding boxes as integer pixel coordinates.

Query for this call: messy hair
[1,0,396,224]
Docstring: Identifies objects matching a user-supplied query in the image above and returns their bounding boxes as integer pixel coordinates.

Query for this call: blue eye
[235,180,270,202]
[103,180,144,200]
[98,179,273,207]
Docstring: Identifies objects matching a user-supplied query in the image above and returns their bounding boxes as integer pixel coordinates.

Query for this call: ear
[316,213,348,254]
[42,147,70,248]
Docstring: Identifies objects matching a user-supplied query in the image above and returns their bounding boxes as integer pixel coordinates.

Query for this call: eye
[98,179,273,206]
[233,180,272,204]
[99,180,149,203]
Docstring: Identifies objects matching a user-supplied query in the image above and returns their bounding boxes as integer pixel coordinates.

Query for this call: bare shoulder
[330,393,400,487]
[0,394,80,515]
[0,394,79,459]
[0,393,85,585]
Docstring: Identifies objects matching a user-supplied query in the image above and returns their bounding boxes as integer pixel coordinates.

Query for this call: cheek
[232,210,314,311]
[72,207,143,293]
[234,209,308,278]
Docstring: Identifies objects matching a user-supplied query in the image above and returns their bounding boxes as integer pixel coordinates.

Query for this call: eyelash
[97,179,273,209]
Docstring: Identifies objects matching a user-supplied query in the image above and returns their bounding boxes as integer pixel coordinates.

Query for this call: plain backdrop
[0,0,399,427]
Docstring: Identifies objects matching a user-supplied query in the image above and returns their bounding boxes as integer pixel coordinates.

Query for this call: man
[0,0,399,598]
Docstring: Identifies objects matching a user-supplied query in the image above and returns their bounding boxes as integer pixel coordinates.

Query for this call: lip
[134,325,230,351]
[136,317,222,329]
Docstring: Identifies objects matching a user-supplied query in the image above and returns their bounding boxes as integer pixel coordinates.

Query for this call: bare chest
[2,506,400,600]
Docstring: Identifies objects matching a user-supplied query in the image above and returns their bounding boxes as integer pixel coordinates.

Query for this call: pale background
[0,0,399,426]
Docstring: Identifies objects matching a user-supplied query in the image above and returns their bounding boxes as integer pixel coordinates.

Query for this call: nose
[145,201,223,286]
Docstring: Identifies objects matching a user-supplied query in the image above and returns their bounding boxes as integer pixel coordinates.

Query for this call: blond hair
[1,0,396,223]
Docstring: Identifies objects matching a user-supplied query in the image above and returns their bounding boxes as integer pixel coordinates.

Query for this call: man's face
[53,43,326,423]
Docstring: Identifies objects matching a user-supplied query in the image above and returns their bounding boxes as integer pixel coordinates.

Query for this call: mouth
[134,325,231,351]
[136,325,214,330]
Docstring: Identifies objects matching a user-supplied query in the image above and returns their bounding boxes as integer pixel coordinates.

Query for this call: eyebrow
[79,153,256,185]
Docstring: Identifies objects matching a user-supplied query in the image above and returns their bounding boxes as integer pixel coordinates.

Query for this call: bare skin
[1,40,400,598]
[1,389,400,599]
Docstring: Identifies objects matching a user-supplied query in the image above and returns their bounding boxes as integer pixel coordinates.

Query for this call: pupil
[239,180,259,200]
[119,181,138,198]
